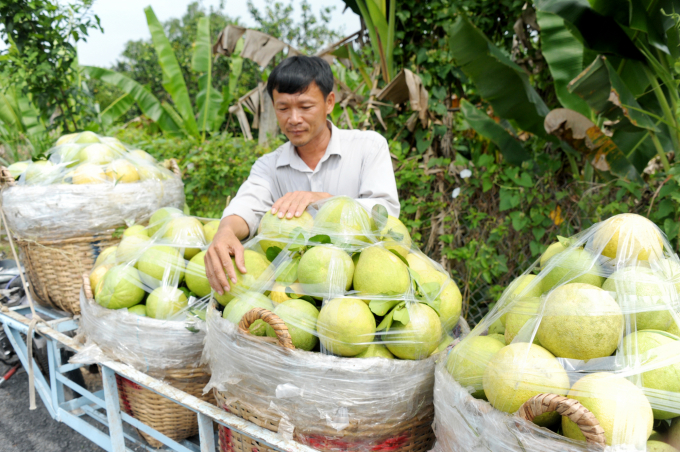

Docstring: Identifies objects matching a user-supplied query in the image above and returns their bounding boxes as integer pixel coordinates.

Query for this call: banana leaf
[447,17,549,137]
[192,17,224,134]
[100,93,135,129]
[145,6,199,138]
[219,39,244,117]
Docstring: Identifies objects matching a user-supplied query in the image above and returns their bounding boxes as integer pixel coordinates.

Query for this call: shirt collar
[276,120,341,170]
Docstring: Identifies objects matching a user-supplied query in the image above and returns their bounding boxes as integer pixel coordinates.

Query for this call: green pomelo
[669,321,680,337]
[603,267,674,331]
[658,258,680,295]
[536,283,623,360]
[297,246,354,295]
[95,265,145,309]
[223,292,274,336]
[447,335,505,400]
[115,235,150,265]
[313,197,371,245]
[148,207,184,236]
[7,161,30,178]
[257,211,314,254]
[540,248,604,293]
[483,343,569,426]
[137,246,185,288]
[669,418,680,450]
[371,215,412,258]
[185,251,210,297]
[498,275,542,325]
[163,216,206,259]
[591,213,663,263]
[146,287,188,319]
[78,143,114,165]
[317,298,376,356]
[622,331,680,420]
[385,303,442,360]
[128,149,156,162]
[213,250,273,305]
[355,343,394,359]
[562,372,653,447]
[54,144,82,167]
[487,333,506,345]
[127,304,147,316]
[540,241,567,268]
[203,220,220,242]
[504,297,541,345]
[74,131,101,144]
[123,225,149,239]
[265,299,319,351]
[274,259,298,285]
[56,132,78,146]
[648,441,680,452]
[24,160,55,184]
[649,431,666,443]
[354,246,410,297]
[488,318,505,335]
[89,264,112,297]
[94,246,118,268]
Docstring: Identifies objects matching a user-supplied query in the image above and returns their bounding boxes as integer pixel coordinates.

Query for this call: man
[205,55,399,295]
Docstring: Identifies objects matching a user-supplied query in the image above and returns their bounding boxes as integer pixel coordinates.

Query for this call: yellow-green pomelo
[648,441,680,452]
[592,213,663,263]
[24,160,55,184]
[483,343,569,426]
[89,264,113,297]
[7,161,29,178]
[658,258,680,295]
[146,286,188,319]
[488,317,505,335]
[266,299,319,351]
[540,248,604,293]
[269,283,292,304]
[257,211,313,253]
[74,131,100,144]
[622,331,680,420]
[669,321,680,337]
[385,303,442,360]
[54,143,82,167]
[313,197,371,244]
[297,245,354,295]
[123,225,149,239]
[95,265,145,309]
[540,241,567,268]
[487,333,506,345]
[355,343,394,359]
[446,335,504,399]
[78,143,114,165]
[669,418,680,450]
[94,246,117,268]
[498,275,541,325]
[203,220,220,242]
[536,283,623,360]
[649,431,666,442]
[72,163,108,184]
[56,132,78,146]
[317,298,376,356]
[184,251,210,297]
[406,253,462,332]
[354,246,410,297]
[100,137,126,154]
[106,159,139,183]
[137,246,185,288]
[504,297,542,345]
[562,372,653,447]
[128,149,155,162]
[128,304,147,316]
[115,235,150,265]
[274,259,298,285]
[372,215,412,258]
[223,292,274,336]
[148,207,184,236]
[603,267,674,331]
[213,250,272,305]
[137,164,164,181]
[163,216,206,259]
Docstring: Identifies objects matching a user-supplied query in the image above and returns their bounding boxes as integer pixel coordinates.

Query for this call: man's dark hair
[266,55,334,100]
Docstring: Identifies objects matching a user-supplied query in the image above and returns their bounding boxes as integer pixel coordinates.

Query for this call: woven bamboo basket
[214,307,437,452]
[0,160,181,315]
[82,273,212,448]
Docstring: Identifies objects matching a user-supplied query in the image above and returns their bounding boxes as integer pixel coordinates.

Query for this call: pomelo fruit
[24,160,55,184]
[94,246,117,267]
[297,245,354,295]
[603,267,674,331]
[313,197,371,245]
[74,131,100,144]
[669,418,680,450]
[274,259,298,285]
[162,216,206,259]
[257,210,314,254]
[372,215,412,258]
[148,207,184,236]
[536,283,623,360]
[72,163,108,184]
[95,264,145,309]
[269,283,292,304]
[648,441,679,452]
[56,132,78,146]
[137,245,185,288]
[432,334,455,355]
[106,159,139,183]
[146,286,188,319]
[128,149,156,162]
[355,343,394,359]
[203,220,220,242]
[659,258,680,294]
[504,296,542,345]
[317,298,376,356]
[446,335,505,399]
[100,137,126,154]
[214,250,272,305]
[540,248,604,293]
[223,292,274,336]
[540,241,567,268]
[354,245,410,297]
[562,372,653,447]
[487,333,506,345]
[115,235,150,265]
[54,143,82,167]
[591,213,663,262]
[385,303,442,360]
[265,299,319,350]
[483,343,569,426]
[78,143,114,165]
[137,164,164,181]
[128,304,147,317]
[7,161,29,179]
[488,317,505,335]
[89,264,112,297]
[123,225,148,239]
[622,330,680,419]
[498,275,542,326]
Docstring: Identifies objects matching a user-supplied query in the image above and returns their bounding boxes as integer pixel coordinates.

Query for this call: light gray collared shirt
[223,121,400,238]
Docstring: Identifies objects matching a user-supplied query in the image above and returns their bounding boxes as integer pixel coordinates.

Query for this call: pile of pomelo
[445,212,680,450]
[8,131,176,185]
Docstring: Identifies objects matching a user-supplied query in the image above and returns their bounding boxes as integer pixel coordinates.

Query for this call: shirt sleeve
[355,135,400,217]
[222,156,275,239]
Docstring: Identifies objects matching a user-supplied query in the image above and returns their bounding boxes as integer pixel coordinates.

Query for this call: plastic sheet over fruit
[2,132,184,240]
[437,213,680,451]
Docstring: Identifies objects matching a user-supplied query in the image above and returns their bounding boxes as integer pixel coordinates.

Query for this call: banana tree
[0,80,50,162]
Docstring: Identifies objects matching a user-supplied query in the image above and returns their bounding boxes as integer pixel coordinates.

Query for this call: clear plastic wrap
[437,213,680,450]
[2,132,184,240]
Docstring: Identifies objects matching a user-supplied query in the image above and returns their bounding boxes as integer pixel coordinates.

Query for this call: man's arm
[355,135,400,217]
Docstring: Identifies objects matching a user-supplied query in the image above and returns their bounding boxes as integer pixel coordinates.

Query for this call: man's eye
[278,108,288,112]
[302,106,312,110]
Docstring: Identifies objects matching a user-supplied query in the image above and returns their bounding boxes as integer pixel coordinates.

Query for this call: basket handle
[163,158,181,179]
[82,273,93,300]
[0,166,16,187]
[516,393,606,447]
[238,307,295,350]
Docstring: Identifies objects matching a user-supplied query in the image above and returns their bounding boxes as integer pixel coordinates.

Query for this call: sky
[76,0,361,68]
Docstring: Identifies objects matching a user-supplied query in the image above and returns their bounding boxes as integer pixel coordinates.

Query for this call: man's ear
[325,91,336,115]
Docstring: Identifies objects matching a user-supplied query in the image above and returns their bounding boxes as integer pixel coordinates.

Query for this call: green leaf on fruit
[390,249,409,267]
[371,204,388,232]
[419,281,441,300]
[265,246,282,262]
[386,229,404,242]
[299,295,316,303]
[369,298,402,316]
[309,234,331,245]
[408,268,423,288]
[556,235,572,247]
[392,304,410,325]
[420,298,441,316]
[112,227,125,239]
[376,310,395,331]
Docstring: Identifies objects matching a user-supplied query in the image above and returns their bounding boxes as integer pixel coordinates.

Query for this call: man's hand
[271,191,331,219]
[204,216,249,295]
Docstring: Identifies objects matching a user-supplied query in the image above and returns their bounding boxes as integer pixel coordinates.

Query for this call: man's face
[272,82,335,147]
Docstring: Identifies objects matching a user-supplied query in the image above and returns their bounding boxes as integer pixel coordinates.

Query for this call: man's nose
[289,108,302,124]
